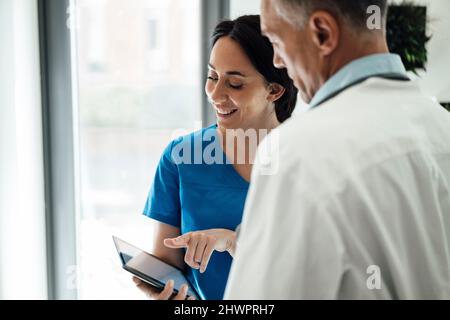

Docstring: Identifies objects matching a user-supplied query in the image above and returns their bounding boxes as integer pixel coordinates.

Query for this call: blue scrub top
[143,124,249,300]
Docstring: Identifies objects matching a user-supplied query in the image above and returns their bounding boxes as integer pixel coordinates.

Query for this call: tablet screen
[113,236,200,299]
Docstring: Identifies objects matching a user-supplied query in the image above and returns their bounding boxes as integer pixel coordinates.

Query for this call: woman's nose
[209,82,227,104]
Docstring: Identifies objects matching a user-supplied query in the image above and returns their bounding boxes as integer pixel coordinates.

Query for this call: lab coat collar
[308,53,409,110]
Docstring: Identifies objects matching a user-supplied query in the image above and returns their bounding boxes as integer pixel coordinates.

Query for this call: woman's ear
[267,83,285,103]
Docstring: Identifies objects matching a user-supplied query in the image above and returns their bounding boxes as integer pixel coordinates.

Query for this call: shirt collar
[308,53,409,109]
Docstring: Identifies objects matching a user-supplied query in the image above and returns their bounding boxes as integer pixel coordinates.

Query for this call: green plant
[386,1,431,74]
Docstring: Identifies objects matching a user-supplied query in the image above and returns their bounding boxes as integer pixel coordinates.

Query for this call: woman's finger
[194,236,208,268]
[133,277,158,299]
[164,234,190,248]
[173,284,189,300]
[200,241,215,273]
[184,235,200,268]
[156,280,174,300]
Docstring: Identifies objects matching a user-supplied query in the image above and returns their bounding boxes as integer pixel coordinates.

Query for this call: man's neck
[325,31,390,82]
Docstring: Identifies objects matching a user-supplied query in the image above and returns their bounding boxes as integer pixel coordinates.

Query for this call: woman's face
[205,36,275,131]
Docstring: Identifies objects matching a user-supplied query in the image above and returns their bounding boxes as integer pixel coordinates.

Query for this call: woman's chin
[216,121,238,130]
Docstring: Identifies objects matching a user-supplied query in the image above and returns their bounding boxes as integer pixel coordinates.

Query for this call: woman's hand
[164,228,237,273]
[133,277,195,300]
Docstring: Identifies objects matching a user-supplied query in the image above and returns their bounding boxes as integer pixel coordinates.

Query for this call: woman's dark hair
[211,15,298,123]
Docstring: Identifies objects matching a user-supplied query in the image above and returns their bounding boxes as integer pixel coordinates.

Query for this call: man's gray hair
[275,0,388,31]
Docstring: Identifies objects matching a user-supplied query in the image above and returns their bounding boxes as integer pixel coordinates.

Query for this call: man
[225,0,450,299]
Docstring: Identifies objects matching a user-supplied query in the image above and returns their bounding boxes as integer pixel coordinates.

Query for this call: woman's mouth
[215,108,238,120]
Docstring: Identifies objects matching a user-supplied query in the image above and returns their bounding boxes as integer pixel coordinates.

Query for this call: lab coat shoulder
[267,77,450,192]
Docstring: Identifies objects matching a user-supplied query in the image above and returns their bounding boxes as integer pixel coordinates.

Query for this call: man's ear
[267,83,286,103]
[308,10,339,56]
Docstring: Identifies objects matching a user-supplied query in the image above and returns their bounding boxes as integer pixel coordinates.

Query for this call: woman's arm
[152,221,184,269]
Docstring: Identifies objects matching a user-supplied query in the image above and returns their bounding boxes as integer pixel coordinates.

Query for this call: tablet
[112,235,201,300]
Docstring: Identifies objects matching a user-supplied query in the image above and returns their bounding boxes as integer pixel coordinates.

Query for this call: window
[147,18,157,50]
[72,0,201,299]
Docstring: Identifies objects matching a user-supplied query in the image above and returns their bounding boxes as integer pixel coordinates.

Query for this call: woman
[134,15,297,300]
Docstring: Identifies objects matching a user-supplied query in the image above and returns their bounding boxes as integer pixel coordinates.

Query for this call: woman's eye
[229,83,243,89]
[207,75,242,89]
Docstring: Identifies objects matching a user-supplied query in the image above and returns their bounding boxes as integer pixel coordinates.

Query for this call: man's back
[226,78,450,299]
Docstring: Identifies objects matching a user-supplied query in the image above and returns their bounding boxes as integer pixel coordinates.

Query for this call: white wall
[230,0,450,103]
[0,0,48,299]
[230,0,260,18]
[394,0,450,102]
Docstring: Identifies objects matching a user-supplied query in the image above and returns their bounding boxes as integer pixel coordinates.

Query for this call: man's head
[261,0,389,103]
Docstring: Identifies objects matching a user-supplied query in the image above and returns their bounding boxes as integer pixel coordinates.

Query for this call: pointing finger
[164,234,190,248]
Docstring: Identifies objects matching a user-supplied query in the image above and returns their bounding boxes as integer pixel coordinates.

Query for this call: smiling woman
[209,18,297,127]
[206,36,276,130]
[135,15,297,300]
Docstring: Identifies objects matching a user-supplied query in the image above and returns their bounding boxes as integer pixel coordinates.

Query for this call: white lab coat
[225,78,450,299]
